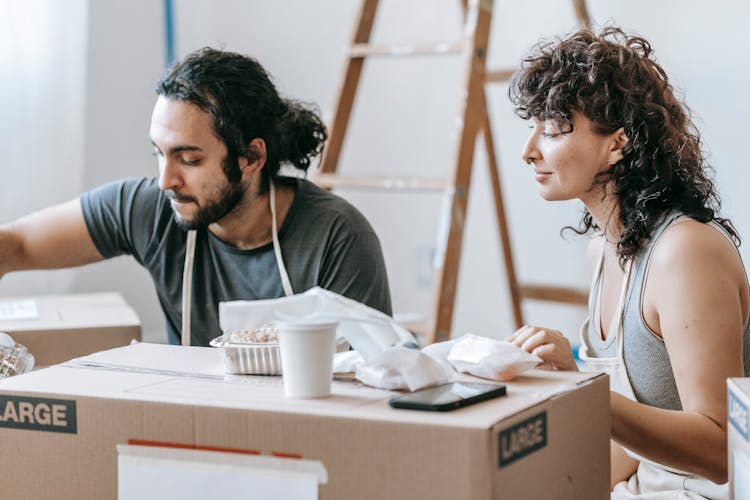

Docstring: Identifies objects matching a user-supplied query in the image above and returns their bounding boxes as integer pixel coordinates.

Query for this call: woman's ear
[608,128,629,165]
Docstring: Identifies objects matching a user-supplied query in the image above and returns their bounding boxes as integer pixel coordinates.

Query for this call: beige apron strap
[578,252,633,384]
[180,181,294,346]
[589,239,606,311]
[181,229,197,346]
[269,181,294,297]
[611,259,632,361]
[578,239,606,357]
[579,240,625,360]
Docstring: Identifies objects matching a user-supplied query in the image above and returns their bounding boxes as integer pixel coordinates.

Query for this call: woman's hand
[507,325,578,371]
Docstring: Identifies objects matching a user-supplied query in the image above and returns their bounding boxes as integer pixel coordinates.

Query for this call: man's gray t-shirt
[80,176,392,346]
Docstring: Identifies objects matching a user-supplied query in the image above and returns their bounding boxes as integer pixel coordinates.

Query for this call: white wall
[70,0,165,342]
[3,0,750,346]
[0,0,88,295]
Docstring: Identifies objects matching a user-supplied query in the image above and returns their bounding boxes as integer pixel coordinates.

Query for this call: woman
[507,27,750,498]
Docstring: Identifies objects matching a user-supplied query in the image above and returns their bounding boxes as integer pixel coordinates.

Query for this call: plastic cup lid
[274,319,339,331]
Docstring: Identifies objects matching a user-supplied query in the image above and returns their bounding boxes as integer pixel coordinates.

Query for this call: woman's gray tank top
[583,213,750,410]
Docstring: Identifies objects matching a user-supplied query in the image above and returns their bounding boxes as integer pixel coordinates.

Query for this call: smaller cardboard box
[0,343,610,499]
[728,378,750,500]
[0,292,141,367]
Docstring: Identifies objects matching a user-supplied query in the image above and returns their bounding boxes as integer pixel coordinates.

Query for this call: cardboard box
[728,378,750,499]
[0,293,141,367]
[0,343,610,499]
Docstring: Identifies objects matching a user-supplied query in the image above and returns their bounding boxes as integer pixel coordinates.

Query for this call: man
[0,47,392,346]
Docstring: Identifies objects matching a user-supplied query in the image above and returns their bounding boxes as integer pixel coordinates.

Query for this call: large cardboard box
[728,378,750,500]
[0,343,610,499]
[0,293,141,366]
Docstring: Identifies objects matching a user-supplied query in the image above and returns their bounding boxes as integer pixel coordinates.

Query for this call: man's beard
[167,179,244,231]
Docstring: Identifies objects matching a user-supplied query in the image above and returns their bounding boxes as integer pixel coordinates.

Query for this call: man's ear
[607,128,629,166]
[239,138,267,173]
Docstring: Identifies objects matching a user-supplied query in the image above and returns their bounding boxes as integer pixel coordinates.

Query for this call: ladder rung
[485,68,516,83]
[315,174,450,191]
[349,40,467,58]
[519,284,588,305]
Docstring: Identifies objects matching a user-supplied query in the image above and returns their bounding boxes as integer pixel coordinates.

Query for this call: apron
[180,181,294,346]
[578,244,728,500]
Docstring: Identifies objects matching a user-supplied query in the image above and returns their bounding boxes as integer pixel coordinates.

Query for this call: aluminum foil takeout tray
[211,327,350,376]
[210,328,282,375]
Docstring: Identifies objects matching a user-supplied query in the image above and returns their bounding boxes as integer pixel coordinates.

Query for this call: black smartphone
[389,382,507,412]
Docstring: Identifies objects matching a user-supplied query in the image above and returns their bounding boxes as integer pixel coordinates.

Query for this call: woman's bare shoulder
[647,218,747,312]
[651,219,741,274]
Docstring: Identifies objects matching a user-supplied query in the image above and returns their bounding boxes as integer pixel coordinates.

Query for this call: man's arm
[0,198,105,278]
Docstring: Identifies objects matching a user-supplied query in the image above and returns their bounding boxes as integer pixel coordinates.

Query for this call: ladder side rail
[479,90,524,329]
[428,0,492,344]
[319,0,379,175]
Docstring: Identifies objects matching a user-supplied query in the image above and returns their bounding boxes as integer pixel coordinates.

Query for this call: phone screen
[389,382,506,411]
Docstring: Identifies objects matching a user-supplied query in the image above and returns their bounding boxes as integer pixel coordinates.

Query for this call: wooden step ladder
[315,0,592,344]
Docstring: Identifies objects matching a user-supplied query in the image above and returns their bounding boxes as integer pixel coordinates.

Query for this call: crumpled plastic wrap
[353,346,454,392]
[0,332,35,379]
[423,333,541,382]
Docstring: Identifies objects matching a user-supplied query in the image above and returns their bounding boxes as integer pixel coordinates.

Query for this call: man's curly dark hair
[156,47,327,193]
[510,27,737,264]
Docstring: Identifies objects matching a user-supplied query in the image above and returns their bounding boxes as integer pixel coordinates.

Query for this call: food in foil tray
[211,326,349,376]
[210,326,281,375]
[226,327,278,344]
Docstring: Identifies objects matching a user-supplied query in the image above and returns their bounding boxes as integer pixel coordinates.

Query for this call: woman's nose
[521,133,539,165]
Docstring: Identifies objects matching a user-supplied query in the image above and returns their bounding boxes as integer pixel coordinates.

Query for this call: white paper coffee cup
[277,320,338,398]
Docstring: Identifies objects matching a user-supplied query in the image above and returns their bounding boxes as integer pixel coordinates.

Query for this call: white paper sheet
[118,444,327,500]
[0,299,38,321]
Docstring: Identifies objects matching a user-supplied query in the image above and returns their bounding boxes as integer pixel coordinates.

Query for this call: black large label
[0,395,77,434]
[498,412,547,467]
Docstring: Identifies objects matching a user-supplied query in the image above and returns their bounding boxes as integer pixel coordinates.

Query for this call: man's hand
[507,325,578,371]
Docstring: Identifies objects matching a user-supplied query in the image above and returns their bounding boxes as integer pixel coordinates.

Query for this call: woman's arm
[611,440,639,490]
[611,220,748,484]
[611,392,727,483]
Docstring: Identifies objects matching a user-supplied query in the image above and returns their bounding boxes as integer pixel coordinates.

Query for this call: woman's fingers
[531,342,577,371]
[510,326,560,352]
[507,325,537,345]
[521,330,555,353]
[508,325,577,371]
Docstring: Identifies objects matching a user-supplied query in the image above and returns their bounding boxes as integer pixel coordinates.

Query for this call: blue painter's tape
[163,0,176,66]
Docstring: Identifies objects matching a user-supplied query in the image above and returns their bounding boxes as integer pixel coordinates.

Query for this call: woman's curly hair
[509,27,737,264]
